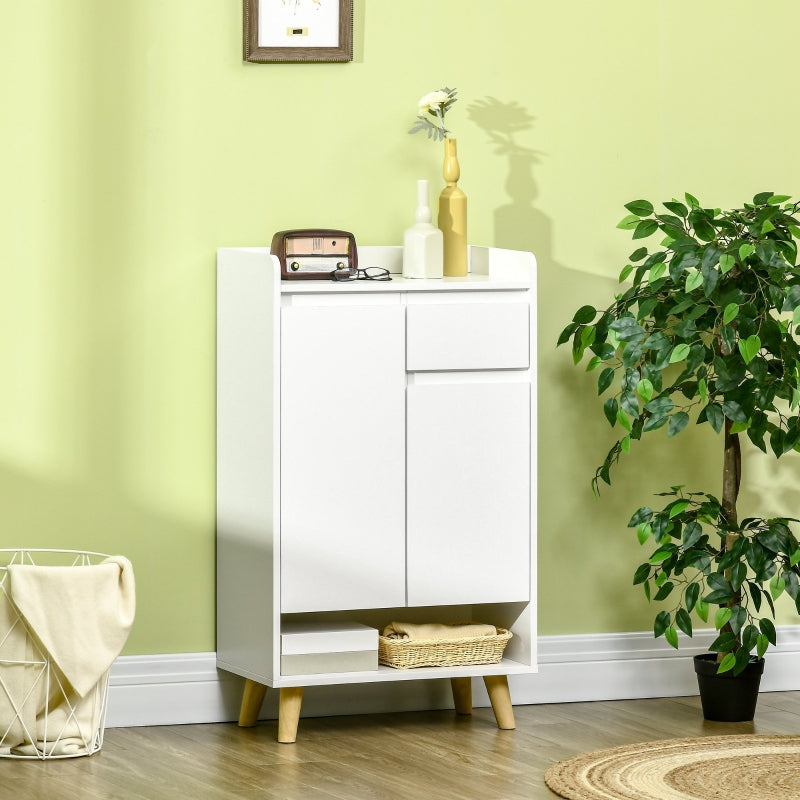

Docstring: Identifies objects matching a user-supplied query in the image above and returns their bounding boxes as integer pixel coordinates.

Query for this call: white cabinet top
[218,245,536,294]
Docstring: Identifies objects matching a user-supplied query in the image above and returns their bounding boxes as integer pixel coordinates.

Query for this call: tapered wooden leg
[238,679,267,727]
[451,677,473,715]
[483,675,515,730]
[277,686,304,744]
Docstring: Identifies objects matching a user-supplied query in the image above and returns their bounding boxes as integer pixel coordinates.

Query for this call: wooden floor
[4,691,800,799]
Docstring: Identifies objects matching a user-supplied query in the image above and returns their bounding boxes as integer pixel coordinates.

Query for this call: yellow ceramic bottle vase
[438,137,468,277]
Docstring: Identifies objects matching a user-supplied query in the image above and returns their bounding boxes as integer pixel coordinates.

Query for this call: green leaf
[682,521,702,549]
[668,500,689,518]
[628,506,654,527]
[685,271,704,292]
[704,403,725,434]
[668,412,690,438]
[695,597,709,622]
[741,623,759,652]
[617,214,641,230]
[717,652,737,674]
[610,315,646,342]
[647,263,667,283]
[644,396,674,415]
[791,548,800,567]
[770,573,786,600]
[669,343,691,364]
[572,305,596,324]
[557,322,579,347]
[692,218,716,242]
[636,379,654,403]
[757,634,769,659]
[733,647,752,676]
[738,334,761,364]
[723,303,739,325]
[619,264,634,283]
[714,607,732,630]
[722,400,748,424]
[603,397,618,427]
[654,610,671,638]
[676,608,693,638]
[586,355,602,372]
[620,435,631,453]
[642,414,668,433]
[730,562,747,592]
[719,253,735,274]
[581,325,598,350]
[786,285,800,311]
[597,367,615,395]
[633,219,659,240]
[625,199,655,217]
[685,192,700,209]
[759,618,777,646]
[649,547,674,564]
[653,581,675,601]
[685,582,700,612]
[664,626,679,649]
[710,632,738,653]
[664,200,689,218]
[617,408,632,432]
[636,522,652,544]
[739,243,755,261]
[705,588,734,604]
[633,563,651,584]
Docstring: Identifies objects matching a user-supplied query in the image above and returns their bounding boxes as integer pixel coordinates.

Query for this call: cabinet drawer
[406,302,529,371]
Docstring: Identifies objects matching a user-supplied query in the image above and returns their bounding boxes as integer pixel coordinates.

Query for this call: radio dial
[290,261,300,271]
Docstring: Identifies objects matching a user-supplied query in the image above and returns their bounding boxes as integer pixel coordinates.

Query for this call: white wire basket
[0,549,112,759]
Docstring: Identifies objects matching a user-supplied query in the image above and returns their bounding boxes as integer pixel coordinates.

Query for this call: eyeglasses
[330,266,392,282]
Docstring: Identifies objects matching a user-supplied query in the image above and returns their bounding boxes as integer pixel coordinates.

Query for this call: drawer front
[406,302,529,371]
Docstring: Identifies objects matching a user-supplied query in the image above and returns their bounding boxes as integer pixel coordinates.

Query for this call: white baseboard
[105,626,800,728]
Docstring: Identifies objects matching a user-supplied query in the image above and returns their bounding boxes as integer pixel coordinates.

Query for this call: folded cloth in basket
[8,556,136,698]
[382,621,497,640]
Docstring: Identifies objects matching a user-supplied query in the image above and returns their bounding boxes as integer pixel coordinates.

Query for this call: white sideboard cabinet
[216,245,537,742]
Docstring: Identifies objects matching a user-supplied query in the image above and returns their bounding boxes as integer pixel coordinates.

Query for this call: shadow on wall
[0,4,219,655]
[467,97,720,634]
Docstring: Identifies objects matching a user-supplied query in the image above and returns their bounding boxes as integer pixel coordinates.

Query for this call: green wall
[3,1,800,655]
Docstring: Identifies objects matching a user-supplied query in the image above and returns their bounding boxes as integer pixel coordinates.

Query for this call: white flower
[409,86,458,142]
[418,90,451,115]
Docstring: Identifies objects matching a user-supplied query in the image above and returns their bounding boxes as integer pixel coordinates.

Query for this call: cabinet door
[406,381,530,606]
[280,303,406,613]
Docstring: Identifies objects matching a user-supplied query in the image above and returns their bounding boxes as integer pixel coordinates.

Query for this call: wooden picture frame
[244,0,353,63]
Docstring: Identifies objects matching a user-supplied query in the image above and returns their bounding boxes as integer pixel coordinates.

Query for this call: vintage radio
[271,229,358,280]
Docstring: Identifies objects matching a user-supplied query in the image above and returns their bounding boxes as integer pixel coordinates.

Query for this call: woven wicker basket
[378,628,512,669]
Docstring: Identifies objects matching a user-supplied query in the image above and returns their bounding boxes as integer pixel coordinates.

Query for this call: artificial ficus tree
[559,191,800,674]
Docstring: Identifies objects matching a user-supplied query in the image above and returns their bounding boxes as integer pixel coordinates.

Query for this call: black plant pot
[693,652,765,722]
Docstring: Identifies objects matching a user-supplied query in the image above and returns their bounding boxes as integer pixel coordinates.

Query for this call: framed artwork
[244,0,353,63]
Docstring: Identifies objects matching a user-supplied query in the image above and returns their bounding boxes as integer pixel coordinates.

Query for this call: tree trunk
[722,418,741,527]
[720,418,742,658]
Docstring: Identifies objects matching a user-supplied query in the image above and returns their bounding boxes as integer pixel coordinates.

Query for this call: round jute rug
[544,734,800,800]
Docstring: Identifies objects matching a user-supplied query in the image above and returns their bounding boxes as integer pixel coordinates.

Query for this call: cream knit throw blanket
[0,556,135,756]
[382,621,497,640]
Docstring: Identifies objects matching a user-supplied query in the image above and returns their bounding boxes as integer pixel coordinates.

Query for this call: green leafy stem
[557,192,800,496]
[629,487,800,674]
